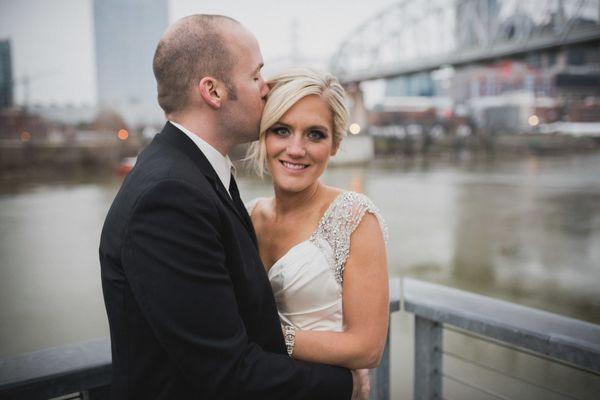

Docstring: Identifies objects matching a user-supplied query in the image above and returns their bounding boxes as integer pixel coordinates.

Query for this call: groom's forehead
[222,23,259,53]
[224,31,263,71]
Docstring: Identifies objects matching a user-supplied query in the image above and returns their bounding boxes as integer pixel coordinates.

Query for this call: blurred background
[1,0,599,398]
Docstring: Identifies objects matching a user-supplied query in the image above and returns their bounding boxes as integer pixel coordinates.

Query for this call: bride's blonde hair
[246,67,348,177]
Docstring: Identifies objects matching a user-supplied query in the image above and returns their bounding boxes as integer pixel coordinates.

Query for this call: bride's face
[265,94,337,194]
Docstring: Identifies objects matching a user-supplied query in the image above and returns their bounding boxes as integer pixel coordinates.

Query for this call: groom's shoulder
[110,145,214,216]
[133,140,208,189]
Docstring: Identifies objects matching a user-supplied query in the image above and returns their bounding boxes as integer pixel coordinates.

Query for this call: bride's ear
[331,142,339,156]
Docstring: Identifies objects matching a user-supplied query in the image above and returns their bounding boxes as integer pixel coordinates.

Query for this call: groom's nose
[260,82,269,100]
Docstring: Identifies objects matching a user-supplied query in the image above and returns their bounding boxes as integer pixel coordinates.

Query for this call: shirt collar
[168,121,233,195]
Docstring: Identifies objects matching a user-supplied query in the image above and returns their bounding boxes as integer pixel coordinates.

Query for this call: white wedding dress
[246,191,387,332]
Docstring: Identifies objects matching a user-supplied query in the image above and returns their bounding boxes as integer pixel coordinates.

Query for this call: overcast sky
[0,0,398,106]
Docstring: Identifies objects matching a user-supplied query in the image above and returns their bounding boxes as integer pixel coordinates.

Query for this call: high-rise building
[93,0,169,126]
[0,39,13,109]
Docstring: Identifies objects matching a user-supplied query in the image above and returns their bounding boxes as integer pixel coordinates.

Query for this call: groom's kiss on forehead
[215,20,269,143]
[154,15,268,153]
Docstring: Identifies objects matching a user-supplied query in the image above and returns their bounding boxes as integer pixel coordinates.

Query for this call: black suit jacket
[99,122,352,400]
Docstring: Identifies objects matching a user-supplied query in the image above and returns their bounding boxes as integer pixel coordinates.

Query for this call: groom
[99,15,368,400]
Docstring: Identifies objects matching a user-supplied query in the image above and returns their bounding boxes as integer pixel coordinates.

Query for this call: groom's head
[153,15,268,143]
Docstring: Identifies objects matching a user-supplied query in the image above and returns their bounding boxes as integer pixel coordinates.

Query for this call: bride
[246,67,389,370]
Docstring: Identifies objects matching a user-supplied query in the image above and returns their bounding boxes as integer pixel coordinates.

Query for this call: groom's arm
[122,179,353,400]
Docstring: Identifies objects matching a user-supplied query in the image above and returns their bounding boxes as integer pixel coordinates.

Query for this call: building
[0,39,13,109]
[93,0,169,126]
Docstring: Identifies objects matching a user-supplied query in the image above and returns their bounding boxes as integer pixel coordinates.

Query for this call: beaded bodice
[246,191,387,331]
[309,191,388,284]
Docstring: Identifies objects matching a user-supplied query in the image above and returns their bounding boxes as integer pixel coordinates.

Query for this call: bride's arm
[291,212,389,369]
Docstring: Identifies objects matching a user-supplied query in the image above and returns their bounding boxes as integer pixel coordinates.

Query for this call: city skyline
[0,0,398,107]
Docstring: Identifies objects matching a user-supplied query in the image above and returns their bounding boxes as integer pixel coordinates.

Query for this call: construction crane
[11,68,60,111]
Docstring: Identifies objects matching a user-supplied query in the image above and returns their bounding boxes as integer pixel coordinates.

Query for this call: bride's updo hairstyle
[247,67,349,177]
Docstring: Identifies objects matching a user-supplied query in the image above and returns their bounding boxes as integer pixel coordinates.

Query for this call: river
[1,153,599,398]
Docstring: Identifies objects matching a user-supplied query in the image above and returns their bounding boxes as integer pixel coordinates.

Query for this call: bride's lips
[279,160,309,173]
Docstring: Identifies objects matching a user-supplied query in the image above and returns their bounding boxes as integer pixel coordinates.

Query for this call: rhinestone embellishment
[310,191,388,285]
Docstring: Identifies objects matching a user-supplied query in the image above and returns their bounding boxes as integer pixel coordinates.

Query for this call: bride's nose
[286,135,306,158]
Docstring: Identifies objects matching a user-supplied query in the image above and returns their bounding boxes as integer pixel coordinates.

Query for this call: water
[1,154,599,397]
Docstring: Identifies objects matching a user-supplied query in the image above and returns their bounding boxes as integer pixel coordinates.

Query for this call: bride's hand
[351,369,370,400]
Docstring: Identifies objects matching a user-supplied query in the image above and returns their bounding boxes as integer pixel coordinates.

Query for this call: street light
[349,123,361,135]
[117,129,129,141]
[528,115,540,127]
[20,131,31,142]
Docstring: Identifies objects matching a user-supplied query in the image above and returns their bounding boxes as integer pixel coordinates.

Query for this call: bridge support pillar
[345,83,368,131]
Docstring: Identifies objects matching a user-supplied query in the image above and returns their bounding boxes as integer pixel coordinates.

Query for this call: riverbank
[2,132,600,178]
[0,133,146,174]
[373,132,600,157]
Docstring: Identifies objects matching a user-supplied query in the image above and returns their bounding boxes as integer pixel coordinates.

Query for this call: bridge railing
[1,278,599,400]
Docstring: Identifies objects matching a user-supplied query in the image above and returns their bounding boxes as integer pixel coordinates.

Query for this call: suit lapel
[157,122,257,243]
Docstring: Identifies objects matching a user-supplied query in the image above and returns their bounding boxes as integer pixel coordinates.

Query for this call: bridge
[331,0,600,84]
[331,0,600,143]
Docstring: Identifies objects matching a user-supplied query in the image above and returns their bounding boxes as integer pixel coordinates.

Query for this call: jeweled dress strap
[311,191,387,284]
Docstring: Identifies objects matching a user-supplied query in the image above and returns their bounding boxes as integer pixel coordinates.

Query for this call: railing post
[369,317,391,400]
[414,315,442,400]
[82,385,110,400]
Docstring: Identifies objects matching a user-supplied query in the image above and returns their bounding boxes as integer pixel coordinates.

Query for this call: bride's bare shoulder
[246,196,273,219]
[321,185,345,204]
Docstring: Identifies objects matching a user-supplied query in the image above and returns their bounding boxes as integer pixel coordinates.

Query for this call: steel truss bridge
[331,0,600,83]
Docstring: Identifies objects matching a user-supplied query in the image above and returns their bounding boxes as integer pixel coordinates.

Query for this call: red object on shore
[115,157,137,176]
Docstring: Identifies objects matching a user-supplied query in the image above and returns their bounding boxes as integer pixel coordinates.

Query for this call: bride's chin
[273,178,312,195]
[274,183,303,194]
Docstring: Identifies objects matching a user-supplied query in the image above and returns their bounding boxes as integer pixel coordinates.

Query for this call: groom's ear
[198,77,223,109]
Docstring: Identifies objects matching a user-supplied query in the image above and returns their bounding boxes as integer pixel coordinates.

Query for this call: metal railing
[1,278,599,400]
[400,278,600,400]
[0,337,110,400]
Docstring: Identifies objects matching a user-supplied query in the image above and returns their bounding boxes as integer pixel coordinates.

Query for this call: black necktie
[228,174,243,212]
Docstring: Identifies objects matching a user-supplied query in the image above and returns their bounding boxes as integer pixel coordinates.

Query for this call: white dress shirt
[169,121,233,197]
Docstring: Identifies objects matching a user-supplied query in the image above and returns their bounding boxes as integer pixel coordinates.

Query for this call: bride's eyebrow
[306,125,329,132]
[272,122,330,132]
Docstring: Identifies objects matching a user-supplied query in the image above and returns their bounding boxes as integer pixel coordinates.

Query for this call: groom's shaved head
[153,14,239,115]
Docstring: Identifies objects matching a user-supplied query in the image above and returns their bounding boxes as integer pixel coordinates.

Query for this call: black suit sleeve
[121,179,352,400]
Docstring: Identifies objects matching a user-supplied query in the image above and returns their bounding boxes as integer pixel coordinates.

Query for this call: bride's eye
[307,130,326,140]
[271,126,289,137]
